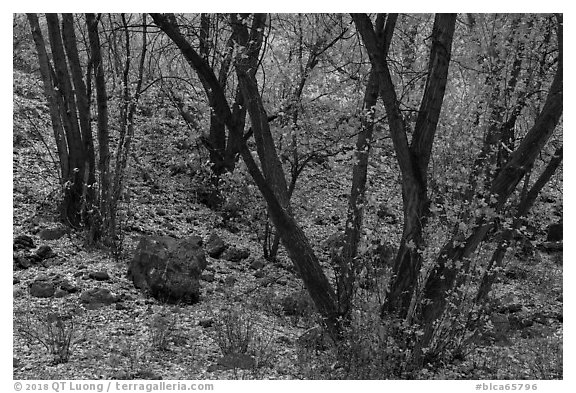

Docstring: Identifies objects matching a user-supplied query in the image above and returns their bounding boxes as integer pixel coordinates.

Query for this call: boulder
[29,278,55,298]
[546,222,563,242]
[128,236,207,304]
[206,232,227,258]
[221,246,250,262]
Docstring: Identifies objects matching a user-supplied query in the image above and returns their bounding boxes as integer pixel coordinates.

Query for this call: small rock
[13,235,35,250]
[198,318,214,328]
[253,270,266,279]
[115,303,129,311]
[39,226,70,241]
[13,277,20,285]
[201,272,215,282]
[206,232,227,258]
[221,246,250,262]
[35,245,55,260]
[89,271,111,281]
[249,258,266,270]
[80,288,118,309]
[29,279,55,298]
[13,255,32,269]
[224,276,237,286]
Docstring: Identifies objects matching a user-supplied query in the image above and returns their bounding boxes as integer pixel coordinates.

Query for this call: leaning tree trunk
[151,13,342,338]
[417,19,562,356]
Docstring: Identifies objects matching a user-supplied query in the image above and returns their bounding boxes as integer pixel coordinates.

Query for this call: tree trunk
[26,13,69,182]
[45,13,87,227]
[86,13,110,242]
[418,17,562,355]
[151,13,342,337]
[353,13,457,319]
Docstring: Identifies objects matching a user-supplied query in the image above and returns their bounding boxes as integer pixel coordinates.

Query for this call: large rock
[128,236,207,304]
[546,222,563,242]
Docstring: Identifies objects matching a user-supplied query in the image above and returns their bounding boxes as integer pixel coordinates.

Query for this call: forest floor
[12,70,563,380]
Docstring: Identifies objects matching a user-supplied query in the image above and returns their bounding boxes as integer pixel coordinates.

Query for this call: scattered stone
[249,258,266,270]
[73,271,84,278]
[115,303,129,311]
[13,254,32,269]
[59,280,80,293]
[221,246,250,262]
[29,278,55,298]
[89,271,110,281]
[38,226,70,241]
[253,270,266,279]
[80,288,118,309]
[128,235,207,304]
[13,235,34,250]
[13,277,20,285]
[206,232,227,258]
[198,318,214,328]
[35,245,55,260]
[156,208,167,216]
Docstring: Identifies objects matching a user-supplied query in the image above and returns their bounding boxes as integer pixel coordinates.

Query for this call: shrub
[146,307,183,351]
[14,305,82,364]
[212,305,275,370]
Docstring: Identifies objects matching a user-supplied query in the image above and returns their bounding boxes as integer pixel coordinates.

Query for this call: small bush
[14,305,82,364]
[212,305,275,370]
[147,309,180,351]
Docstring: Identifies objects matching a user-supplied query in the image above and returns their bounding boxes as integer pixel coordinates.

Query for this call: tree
[27,13,95,229]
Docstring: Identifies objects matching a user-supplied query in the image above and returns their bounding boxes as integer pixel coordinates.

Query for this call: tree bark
[353,13,457,319]
[418,16,562,354]
[151,13,342,337]
[26,13,69,181]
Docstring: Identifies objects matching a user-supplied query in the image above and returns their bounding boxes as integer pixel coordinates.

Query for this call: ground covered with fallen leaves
[13,69,562,380]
